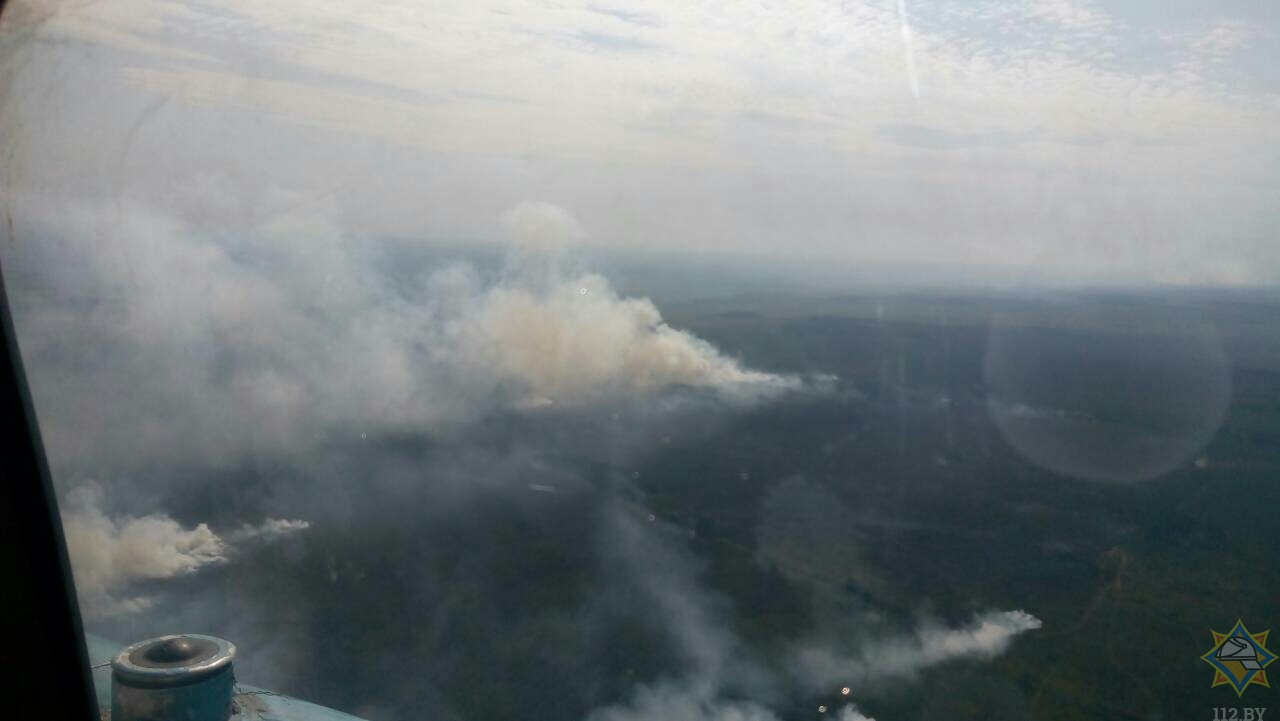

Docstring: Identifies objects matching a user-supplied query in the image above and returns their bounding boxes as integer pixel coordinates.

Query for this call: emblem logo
[1201,620,1276,697]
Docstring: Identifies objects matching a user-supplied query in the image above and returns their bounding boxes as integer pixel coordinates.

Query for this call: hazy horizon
[3,0,1278,286]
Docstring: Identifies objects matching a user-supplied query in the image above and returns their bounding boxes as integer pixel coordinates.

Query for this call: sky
[1,0,1278,285]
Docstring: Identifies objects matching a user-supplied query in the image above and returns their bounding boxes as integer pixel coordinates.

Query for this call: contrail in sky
[896,0,921,100]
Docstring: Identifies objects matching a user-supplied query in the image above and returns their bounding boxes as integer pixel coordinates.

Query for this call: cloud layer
[3,0,1277,284]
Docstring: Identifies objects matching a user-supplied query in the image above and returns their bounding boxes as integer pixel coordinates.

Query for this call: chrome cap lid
[112,634,235,686]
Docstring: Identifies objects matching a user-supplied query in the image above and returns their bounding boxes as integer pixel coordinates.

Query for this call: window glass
[1,2,1277,719]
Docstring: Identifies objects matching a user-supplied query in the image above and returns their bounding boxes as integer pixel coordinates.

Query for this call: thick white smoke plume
[61,484,308,618]
[10,191,1035,716]
[227,517,312,543]
[589,686,778,721]
[470,270,791,405]
[587,507,1036,721]
[10,195,795,468]
[793,610,1042,691]
[836,705,878,721]
[587,505,780,721]
[437,201,797,406]
[12,193,795,618]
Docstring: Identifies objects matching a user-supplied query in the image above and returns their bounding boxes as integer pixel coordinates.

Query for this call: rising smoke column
[792,610,1042,691]
[61,483,309,618]
[10,195,797,470]
[586,504,1039,721]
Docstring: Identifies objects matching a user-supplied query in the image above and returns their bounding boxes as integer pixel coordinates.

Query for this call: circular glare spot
[983,306,1229,483]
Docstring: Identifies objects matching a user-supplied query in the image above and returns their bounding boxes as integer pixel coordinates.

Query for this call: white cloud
[1022,0,1112,33]
[3,0,1277,283]
[4,0,1270,166]
[1189,20,1255,62]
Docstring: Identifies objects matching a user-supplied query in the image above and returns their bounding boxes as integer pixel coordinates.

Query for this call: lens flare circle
[983,305,1230,483]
